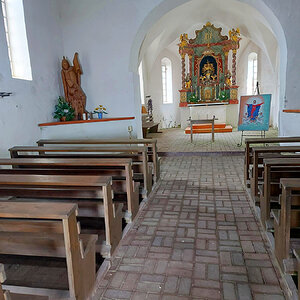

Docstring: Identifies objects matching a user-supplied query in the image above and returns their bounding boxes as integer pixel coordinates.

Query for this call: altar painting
[238,94,271,131]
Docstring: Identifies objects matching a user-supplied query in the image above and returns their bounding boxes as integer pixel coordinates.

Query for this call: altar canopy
[178,22,241,107]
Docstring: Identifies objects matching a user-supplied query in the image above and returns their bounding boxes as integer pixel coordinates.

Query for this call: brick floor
[148,128,278,153]
[92,155,287,300]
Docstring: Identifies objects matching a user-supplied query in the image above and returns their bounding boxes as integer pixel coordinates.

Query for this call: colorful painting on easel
[238,94,271,131]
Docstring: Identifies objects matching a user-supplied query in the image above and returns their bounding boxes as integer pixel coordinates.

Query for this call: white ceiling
[141,0,278,72]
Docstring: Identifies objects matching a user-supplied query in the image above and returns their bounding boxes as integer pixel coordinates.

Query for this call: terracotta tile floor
[148,128,278,153]
[92,155,287,300]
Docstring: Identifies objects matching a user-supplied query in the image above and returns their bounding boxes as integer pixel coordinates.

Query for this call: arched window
[247,52,258,95]
[161,57,173,104]
[1,0,32,80]
[138,61,145,105]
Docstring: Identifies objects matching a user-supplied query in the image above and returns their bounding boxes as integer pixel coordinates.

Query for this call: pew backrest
[0,158,139,222]
[0,201,97,300]
[9,146,152,196]
[244,136,300,183]
[250,146,300,197]
[36,139,160,182]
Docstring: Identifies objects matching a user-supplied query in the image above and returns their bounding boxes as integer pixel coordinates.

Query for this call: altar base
[188,103,238,128]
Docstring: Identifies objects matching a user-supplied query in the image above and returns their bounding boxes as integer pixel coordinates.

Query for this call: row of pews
[244,136,300,299]
[0,138,160,300]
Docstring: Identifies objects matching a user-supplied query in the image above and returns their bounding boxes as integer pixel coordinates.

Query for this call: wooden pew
[9,146,152,197]
[250,146,300,198]
[273,179,300,270]
[0,202,97,300]
[0,174,122,258]
[292,249,300,300]
[260,158,300,230]
[244,137,300,184]
[0,264,9,300]
[0,158,139,223]
[36,138,160,182]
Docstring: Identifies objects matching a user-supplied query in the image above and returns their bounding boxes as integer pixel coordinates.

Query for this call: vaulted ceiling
[140,0,278,72]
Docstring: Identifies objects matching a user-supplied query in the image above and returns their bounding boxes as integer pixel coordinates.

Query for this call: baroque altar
[178,22,241,107]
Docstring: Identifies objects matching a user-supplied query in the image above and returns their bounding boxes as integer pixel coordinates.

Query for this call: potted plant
[94,105,108,119]
[53,96,75,121]
[188,93,199,103]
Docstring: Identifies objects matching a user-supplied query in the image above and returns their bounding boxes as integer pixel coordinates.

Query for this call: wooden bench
[293,249,300,300]
[0,264,9,300]
[250,146,300,198]
[244,137,300,185]
[36,138,160,182]
[260,158,300,230]
[0,158,139,223]
[273,179,300,270]
[0,174,122,258]
[0,202,97,300]
[9,146,152,197]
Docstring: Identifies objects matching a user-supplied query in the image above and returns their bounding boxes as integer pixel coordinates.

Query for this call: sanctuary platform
[185,123,233,134]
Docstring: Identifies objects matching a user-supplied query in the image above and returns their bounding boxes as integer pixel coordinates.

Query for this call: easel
[237,82,266,147]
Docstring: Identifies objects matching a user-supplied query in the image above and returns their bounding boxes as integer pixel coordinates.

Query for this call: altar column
[232,49,237,85]
[181,54,186,89]
[188,54,193,77]
[224,51,229,72]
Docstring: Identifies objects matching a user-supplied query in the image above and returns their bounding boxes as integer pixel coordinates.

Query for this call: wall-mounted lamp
[0,92,12,98]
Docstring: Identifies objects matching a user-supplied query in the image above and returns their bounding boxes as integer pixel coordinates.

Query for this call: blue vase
[98,112,103,119]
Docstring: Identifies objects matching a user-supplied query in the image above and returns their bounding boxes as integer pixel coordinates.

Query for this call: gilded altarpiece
[178,22,241,107]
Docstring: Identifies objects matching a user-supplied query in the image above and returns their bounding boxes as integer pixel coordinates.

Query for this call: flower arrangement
[94,105,108,119]
[53,96,75,121]
[94,105,108,114]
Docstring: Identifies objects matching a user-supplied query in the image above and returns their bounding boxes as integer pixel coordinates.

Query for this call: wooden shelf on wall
[39,117,135,127]
[282,109,300,113]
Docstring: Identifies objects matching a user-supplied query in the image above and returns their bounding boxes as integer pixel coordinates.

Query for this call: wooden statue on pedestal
[61,53,86,120]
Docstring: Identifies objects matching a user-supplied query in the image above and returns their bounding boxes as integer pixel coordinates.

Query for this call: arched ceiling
[141,0,278,72]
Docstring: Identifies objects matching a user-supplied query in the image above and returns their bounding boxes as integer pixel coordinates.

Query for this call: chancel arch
[130,0,287,134]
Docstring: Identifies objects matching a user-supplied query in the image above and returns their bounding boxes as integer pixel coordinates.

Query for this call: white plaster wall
[145,49,181,129]
[237,41,278,128]
[56,0,165,138]
[48,0,300,138]
[0,0,63,157]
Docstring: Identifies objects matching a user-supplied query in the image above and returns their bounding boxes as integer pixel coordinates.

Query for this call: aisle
[93,155,286,300]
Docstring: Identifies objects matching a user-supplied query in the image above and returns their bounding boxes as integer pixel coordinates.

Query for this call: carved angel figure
[61,53,86,120]
[229,28,241,43]
[179,33,189,49]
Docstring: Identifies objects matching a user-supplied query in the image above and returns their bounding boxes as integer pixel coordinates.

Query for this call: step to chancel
[185,123,233,134]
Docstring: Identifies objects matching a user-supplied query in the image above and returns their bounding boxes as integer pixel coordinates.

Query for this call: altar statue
[202,60,216,82]
[229,28,241,43]
[61,53,86,120]
[185,73,192,90]
[179,33,188,49]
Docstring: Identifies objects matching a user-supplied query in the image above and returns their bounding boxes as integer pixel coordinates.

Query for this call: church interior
[0,0,300,299]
